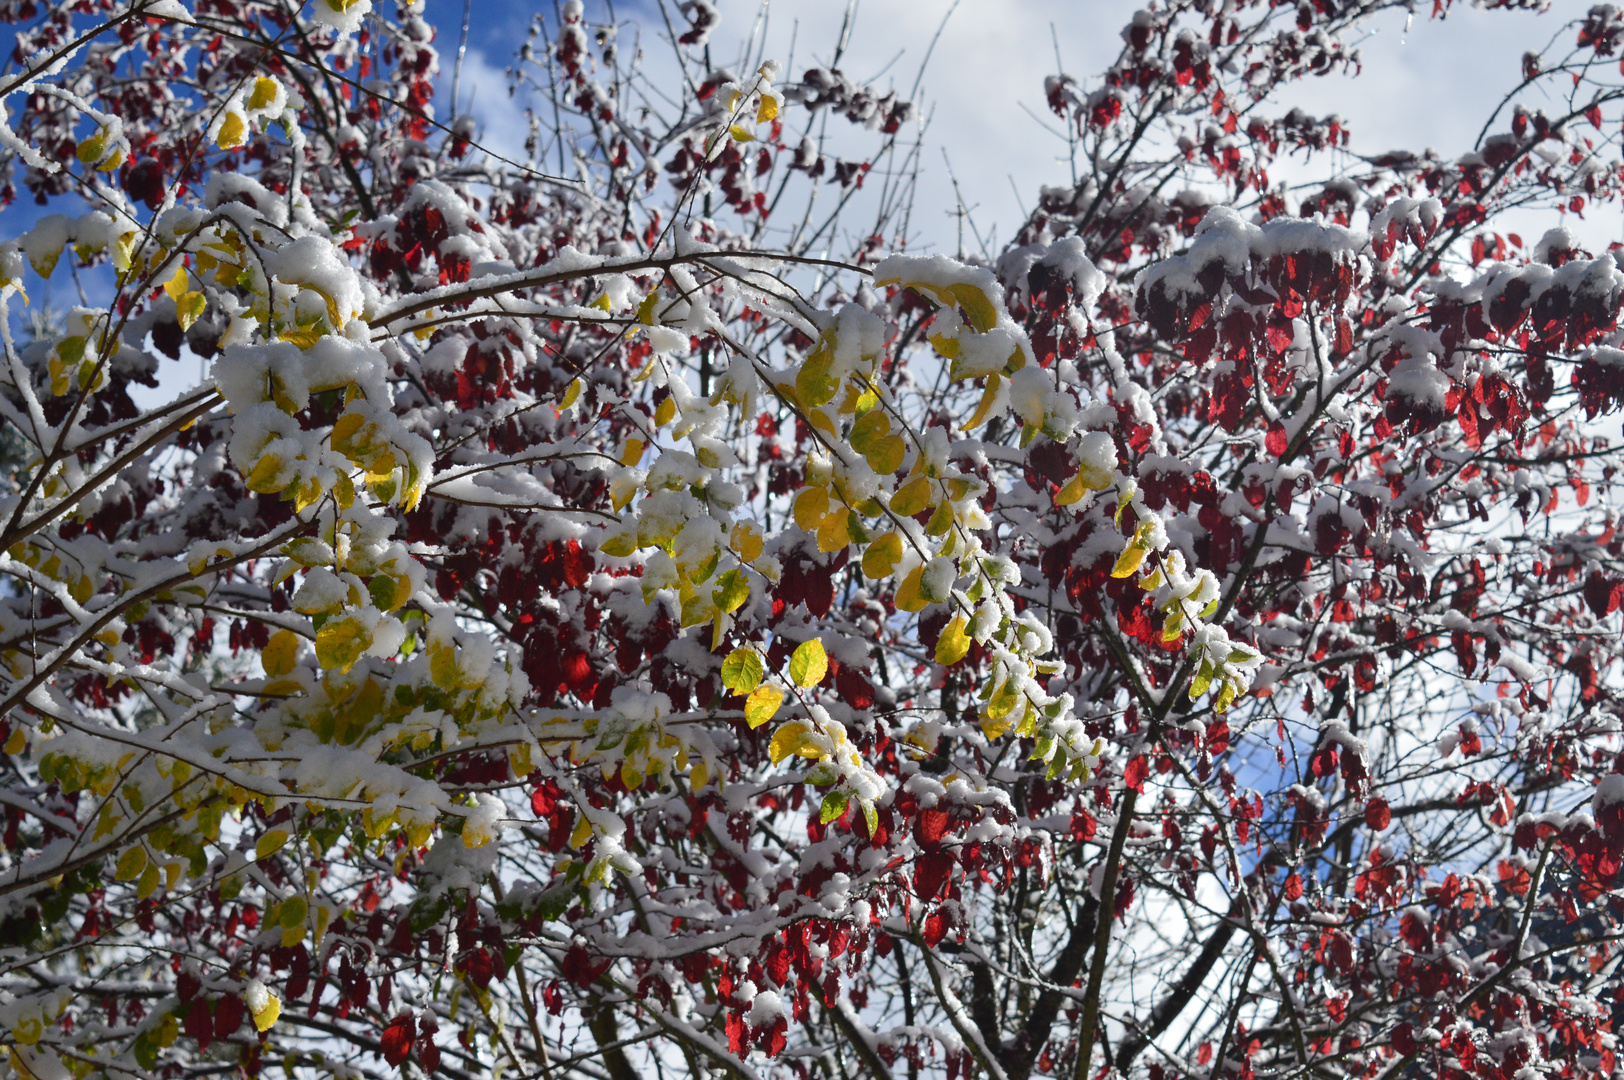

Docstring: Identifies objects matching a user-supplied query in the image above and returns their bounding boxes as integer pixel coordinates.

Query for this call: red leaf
[725,1011,749,1055]
[1264,420,1287,457]
[1584,572,1617,617]
[381,1015,416,1067]
[1399,909,1431,949]
[464,946,495,989]
[914,851,954,901]
[1364,798,1391,831]
[758,1017,788,1057]
[766,939,792,985]
[1123,756,1149,793]
[1309,742,1337,778]
[184,1001,213,1051]
[916,808,949,849]
[1070,808,1097,842]
[213,994,244,1038]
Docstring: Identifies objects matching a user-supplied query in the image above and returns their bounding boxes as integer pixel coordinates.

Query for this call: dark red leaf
[381,1014,416,1067]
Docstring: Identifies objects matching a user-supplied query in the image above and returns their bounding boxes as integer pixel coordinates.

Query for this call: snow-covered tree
[2,2,1624,1080]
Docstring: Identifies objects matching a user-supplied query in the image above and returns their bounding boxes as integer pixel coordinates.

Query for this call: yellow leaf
[569,814,593,849]
[246,453,286,494]
[331,411,367,456]
[981,713,1015,740]
[756,94,779,123]
[176,289,206,331]
[925,499,955,538]
[949,283,1000,333]
[731,521,764,563]
[849,409,891,454]
[363,446,397,484]
[929,332,961,359]
[963,374,1002,430]
[250,989,281,1033]
[654,396,677,427]
[279,895,307,928]
[590,293,613,311]
[217,111,247,149]
[404,818,434,848]
[866,434,906,476]
[560,377,584,410]
[745,685,783,728]
[3,726,24,754]
[816,508,852,553]
[76,127,109,165]
[862,531,903,579]
[935,616,971,666]
[163,266,190,302]
[721,647,765,695]
[256,829,289,859]
[599,530,638,557]
[262,629,299,676]
[621,438,646,466]
[985,679,1019,721]
[1188,660,1214,702]
[1111,543,1148,579]
[114,846,147,881]
[789,638,828,688]
[136,862,162,899]
[793,486,829,531]
[797,332,839,406]
[690,760,710,789]
[1054,472,1088,507]
[891,475,932,517]
[1077,459,1115,491]
[620,761,644,790]
[729,124,755,142]
[769,721,812,765]
[637,291,660,325]
[428,643,460,688]
[895,563,928,612]
[314,617,371,674]
[713,568,751,614]
[248,76,280,110]
[106,230,137,273]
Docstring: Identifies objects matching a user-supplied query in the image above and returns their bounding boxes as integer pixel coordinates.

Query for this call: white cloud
[435,0,1614,254]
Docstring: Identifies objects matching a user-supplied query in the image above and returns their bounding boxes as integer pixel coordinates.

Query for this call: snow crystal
[308,0,372,36]
[921,557,956,602]
[748,990,786,1025]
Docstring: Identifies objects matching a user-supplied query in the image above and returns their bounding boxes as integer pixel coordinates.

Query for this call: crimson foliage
[1,3,1624,1080]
